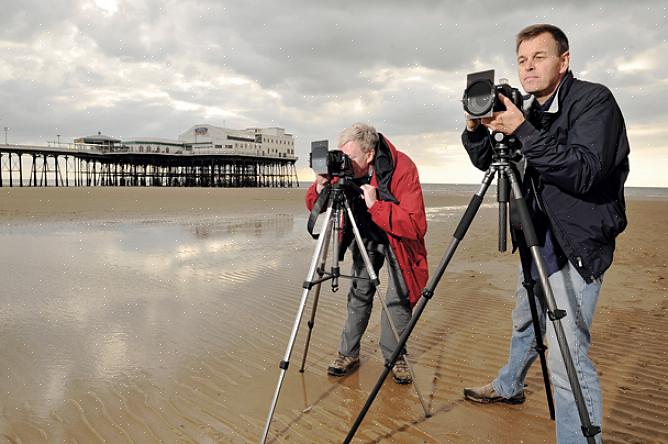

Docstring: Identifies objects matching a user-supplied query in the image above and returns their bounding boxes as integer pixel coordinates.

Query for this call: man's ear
[560,51,570,74]
[366,149,376,165]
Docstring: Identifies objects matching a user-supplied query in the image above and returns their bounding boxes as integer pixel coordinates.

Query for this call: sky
[1,0,666,186]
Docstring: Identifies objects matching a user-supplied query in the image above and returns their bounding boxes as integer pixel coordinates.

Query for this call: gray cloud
[0,0,666,185]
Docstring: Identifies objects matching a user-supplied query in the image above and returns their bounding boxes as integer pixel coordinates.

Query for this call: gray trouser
[338,241,412,361]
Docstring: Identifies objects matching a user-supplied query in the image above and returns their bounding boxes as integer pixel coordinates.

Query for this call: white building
[122,137,188,154]
[178,124,296,158]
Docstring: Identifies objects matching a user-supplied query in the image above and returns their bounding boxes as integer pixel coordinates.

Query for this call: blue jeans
[492,261,603,444]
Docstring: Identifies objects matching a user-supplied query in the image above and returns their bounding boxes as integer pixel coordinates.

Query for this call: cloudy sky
[1,0,666,186]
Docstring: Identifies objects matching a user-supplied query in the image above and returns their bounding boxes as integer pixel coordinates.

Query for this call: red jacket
[306,136,428,306]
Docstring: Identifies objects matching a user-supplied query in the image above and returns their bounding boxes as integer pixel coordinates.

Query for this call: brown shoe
[463,383,525,404]
[327,353,360,377]
[391,356,413,385]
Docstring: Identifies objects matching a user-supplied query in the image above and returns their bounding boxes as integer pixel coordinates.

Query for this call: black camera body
[462,69,523,118]
[310,140,354,178]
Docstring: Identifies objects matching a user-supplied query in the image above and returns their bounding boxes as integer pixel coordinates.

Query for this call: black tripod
[261,178,429,444]
[343,133,601,444]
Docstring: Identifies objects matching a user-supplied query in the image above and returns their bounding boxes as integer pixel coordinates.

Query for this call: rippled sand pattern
[0,188,666,443]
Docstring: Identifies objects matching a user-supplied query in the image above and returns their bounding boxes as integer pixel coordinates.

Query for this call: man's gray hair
[338,122,379,154]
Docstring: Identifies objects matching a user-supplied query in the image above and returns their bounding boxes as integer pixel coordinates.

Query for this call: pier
[0,144,299,188]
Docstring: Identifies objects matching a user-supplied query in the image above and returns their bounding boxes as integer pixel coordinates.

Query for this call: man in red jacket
[305,123,428,384]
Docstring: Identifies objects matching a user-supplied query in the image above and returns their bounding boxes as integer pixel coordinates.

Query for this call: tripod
[343,133,601,444]
[261,178,430,444]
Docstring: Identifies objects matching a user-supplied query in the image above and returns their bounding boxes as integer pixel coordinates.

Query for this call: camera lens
[463,79,495,117]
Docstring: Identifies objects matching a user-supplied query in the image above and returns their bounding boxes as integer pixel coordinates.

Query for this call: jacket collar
[523,70,574,115]
[373,134,399,204]
[546,70,574,114]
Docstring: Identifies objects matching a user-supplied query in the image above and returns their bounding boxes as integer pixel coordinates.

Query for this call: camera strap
[307,184,332,239]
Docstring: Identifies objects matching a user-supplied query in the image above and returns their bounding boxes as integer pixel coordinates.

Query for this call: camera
[310,140,354,178]
[462,69,523,118]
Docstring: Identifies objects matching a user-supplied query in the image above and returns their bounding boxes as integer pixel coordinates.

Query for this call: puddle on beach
[0,213,333,440]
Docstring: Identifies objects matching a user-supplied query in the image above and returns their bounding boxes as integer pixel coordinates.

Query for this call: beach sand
[0,186,666,443]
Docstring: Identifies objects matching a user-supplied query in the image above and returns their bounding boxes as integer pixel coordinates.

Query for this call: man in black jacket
[461,24,629,443]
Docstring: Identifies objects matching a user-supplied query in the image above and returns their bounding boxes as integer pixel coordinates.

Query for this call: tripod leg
[343,170,496,444]
[374,288,432,418]
[507,168,600,443]
[261,206,335,444]
[299,282,322,372]
[343,197,380,286]
[299,218,334,372]
[517,243,556,420]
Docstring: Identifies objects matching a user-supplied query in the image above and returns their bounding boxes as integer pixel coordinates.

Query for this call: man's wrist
[514,119,537,143]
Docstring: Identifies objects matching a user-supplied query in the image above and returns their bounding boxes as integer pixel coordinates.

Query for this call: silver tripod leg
[299,216,334,372]
[260,205,335,444]
[342,196,379,285]
[343,196,432,418]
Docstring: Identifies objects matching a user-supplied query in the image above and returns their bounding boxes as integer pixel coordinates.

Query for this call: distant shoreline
[1,185,664,224]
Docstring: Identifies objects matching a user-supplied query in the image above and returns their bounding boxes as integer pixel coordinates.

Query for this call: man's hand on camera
[465,116,481,132]
[482,94,525,135]
[315,174,330,194]
[360,184,378,208]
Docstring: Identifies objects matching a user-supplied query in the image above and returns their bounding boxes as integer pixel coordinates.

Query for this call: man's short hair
[338,122,379,154]
[516,24,569,55]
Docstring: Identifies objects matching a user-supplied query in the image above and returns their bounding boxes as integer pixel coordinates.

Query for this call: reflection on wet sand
[191,213,295,239]
[0,209,311,443]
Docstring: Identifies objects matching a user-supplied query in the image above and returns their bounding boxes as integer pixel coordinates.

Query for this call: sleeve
[461,124,493,171]
[515,87,626,194]
[305,181,319,211]
[368,158,427,241]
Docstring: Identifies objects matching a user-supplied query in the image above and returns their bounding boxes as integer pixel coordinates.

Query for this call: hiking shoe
[463,383,525,404]
[327,353,360,377]
[391,356,413,385]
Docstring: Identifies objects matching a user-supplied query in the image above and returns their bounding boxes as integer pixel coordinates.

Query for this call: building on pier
[73,132,122,151]
[70,125,297,159]
[177,125,295,159]
[122,137,189,154]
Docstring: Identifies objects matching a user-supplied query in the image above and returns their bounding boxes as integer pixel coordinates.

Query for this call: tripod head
[490,131,521,166]
[328,176,364,197]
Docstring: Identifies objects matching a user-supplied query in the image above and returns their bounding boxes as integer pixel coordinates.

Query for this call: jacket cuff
[367,200,387,229]
[514,120,539,150]
[462,124,489,144]
[368,199,380,215]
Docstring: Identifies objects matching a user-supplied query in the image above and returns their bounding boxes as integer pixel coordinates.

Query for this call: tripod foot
[548,308,567,321]
[582,424,601,438]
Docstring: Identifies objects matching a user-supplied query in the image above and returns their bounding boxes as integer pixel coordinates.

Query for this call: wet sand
[0,186,666,443]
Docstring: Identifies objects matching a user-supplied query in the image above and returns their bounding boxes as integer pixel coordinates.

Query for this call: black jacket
[462,71,630,282]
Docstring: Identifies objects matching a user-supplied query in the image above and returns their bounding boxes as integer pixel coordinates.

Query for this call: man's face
[517,32,570,103]
[340,140,374,178]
